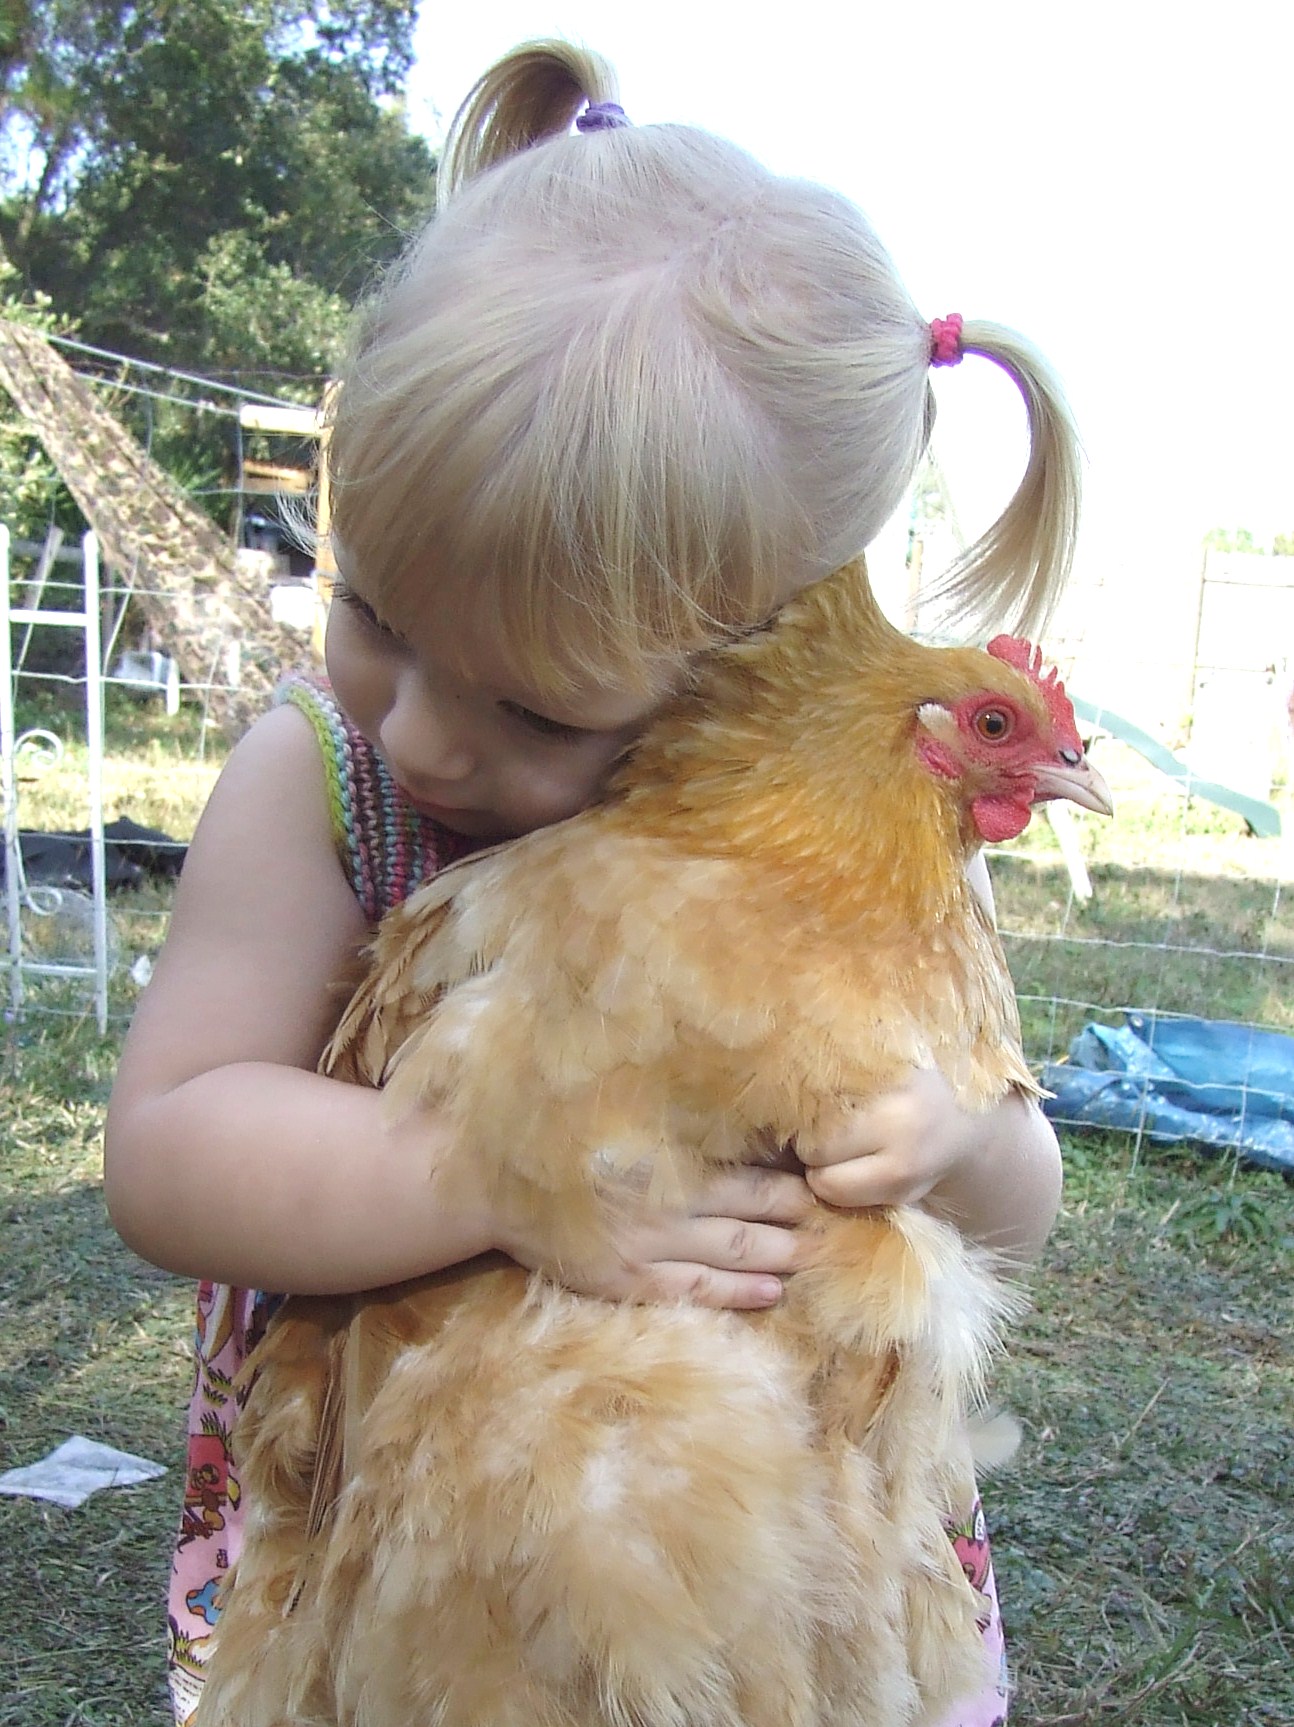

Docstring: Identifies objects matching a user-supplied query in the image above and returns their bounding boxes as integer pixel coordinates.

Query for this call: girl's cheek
[501,738,624,832]
[522,766,597,828]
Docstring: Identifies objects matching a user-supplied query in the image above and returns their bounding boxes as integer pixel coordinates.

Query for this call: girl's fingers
[805,1154,934,1210]
[679,1213,803,1275]
[594,1168,813,1309]
[696,1166,815,1224]
[796,1106,860,1166]
[638,1263,786,1310]
[800,1073,956,1168]
[613,1210,802,1307]
[798,1100,890,1166]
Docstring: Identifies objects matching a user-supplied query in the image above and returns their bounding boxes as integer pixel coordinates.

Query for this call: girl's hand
[504,1164,814,1310]
[798,1069,978,1209]
[796,1070,1062,1261]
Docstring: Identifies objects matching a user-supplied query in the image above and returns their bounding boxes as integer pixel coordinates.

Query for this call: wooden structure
[238,393,336,657]
[0,317,308,740]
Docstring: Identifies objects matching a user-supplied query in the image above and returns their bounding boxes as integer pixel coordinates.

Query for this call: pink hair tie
[576,101,630,133]
[929,313,965,367]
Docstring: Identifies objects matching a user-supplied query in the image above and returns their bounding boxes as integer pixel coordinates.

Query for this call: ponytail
[921,322,1082,641]
[439,40,621,205]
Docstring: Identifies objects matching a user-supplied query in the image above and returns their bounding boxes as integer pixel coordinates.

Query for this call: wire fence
[4,524,1293,1167]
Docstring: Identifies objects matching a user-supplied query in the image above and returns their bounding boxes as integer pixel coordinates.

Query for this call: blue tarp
[1041,1012,1294,1173]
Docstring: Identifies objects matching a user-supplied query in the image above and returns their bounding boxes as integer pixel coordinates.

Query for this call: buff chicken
[194,556,1110,1727]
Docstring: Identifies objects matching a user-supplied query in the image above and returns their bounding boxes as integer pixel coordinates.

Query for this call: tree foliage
[0,2,434,537]
[2,2,432,382]
[1204,527,1262,555]
[0,251,70,536]
[1205,528,1294,558]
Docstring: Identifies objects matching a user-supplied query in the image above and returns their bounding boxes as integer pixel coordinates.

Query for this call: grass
[8,688,222,1020]
[3,1009,1290,1725]
[992,1134,1293,1724]
[1,1004,192,1727]
[10,684,222,837]
[2,702,1292,1723]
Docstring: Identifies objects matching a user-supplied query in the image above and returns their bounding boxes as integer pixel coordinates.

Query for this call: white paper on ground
[0,1434,167,1508]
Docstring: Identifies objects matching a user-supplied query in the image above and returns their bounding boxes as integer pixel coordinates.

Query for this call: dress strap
[276,674,473,919]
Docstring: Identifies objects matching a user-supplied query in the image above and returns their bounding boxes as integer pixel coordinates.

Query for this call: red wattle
[971,795,1032,843]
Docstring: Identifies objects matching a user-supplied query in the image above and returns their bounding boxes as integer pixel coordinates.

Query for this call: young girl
[104,40,1076,1727]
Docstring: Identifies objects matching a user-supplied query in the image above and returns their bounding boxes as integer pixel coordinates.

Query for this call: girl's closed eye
[335,582,404,642]
[498,700,592,744]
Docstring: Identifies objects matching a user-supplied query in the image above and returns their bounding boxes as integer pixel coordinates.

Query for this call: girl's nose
[379,670,475,784]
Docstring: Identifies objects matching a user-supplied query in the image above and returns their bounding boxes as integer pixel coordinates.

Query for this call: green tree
[1203,527,1262,554]
[0,250,78,538]
[1,2,432,386]
[0,1,434,541]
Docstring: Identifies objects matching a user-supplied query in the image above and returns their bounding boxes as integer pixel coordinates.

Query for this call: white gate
[0,525,109,1030]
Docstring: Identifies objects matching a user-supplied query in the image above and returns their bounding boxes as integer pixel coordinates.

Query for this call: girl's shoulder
[191,688,368,918]
[211,690,336,830]
[112,700,371,1095]
[181,698,353,920]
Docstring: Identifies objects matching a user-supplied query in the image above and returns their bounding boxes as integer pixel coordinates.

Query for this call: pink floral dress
[164,677,1010,1725]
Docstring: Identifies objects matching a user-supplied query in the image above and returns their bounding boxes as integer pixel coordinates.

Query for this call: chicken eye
[974,706,1014,742]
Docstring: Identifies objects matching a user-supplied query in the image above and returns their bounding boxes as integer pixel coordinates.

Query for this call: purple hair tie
[576,101,630,133]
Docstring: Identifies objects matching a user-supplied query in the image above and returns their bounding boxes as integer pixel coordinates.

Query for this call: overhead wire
[66,372,244,419]
[43,331,317,408]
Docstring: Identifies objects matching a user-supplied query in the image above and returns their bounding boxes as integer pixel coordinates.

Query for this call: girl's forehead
[398,588,687,729]
[454,618,685,726]
[333,542,692,721]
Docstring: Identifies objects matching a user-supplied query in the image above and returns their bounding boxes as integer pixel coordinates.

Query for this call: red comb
[986,635,1081,747]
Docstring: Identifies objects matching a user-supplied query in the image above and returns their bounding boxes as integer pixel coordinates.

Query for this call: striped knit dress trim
[276,674,476,918]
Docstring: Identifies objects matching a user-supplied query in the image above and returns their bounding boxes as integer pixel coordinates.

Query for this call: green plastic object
[1070,696,1282,839]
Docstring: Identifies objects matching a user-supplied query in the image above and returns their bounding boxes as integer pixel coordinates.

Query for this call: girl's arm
[104,705,808,1301]
[923,1086,1062,1259]
[104,703,486,1293]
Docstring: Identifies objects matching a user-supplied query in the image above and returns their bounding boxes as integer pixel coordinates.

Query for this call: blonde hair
[327,40,1080,695]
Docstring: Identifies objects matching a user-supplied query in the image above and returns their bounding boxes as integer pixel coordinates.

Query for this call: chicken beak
[1032,755,1114,817]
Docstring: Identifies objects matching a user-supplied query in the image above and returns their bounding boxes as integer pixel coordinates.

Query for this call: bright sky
[406,2,1293,595]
